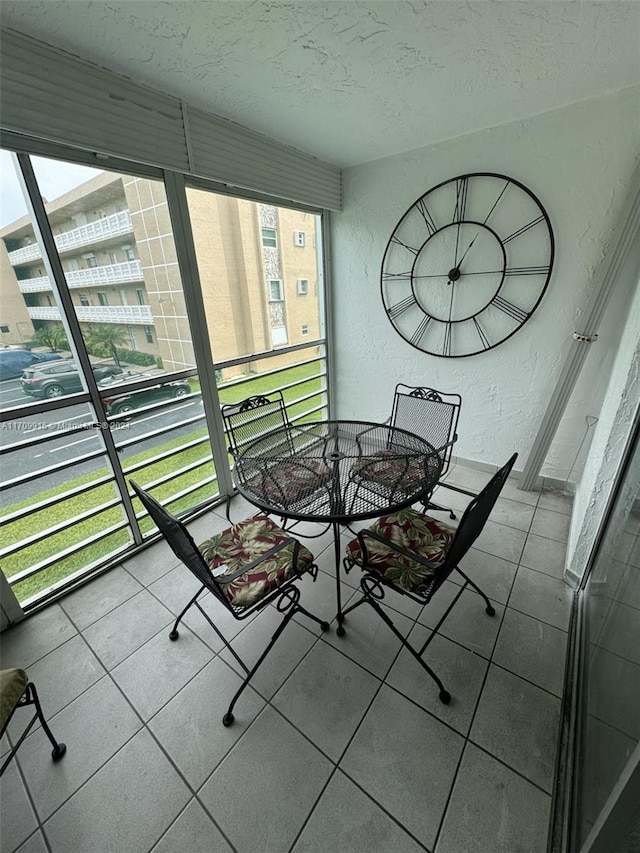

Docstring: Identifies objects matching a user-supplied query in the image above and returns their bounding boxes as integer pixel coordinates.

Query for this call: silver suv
[20,361,122,399]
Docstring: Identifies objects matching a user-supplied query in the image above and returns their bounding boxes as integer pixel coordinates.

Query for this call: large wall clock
[380,172,555,357]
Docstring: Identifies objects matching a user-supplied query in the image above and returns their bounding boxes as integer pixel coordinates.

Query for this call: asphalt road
[1,378,208,505]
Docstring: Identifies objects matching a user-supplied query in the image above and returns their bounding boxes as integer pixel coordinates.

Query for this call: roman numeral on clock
[388,295,417,319]
[492,296,530,323]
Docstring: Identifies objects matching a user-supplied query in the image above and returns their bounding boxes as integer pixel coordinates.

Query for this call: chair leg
[28,683,66,761]
[295,602,330,632]
[423,499,456,520]
[454,568,496,616]
[336,592,369,636]
[363,595,450,704]
[222,606,297,727]
[169,585,207,640]
[1,684,67,775]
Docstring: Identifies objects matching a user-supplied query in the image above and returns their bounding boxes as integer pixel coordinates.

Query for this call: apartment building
[0,167,322,375]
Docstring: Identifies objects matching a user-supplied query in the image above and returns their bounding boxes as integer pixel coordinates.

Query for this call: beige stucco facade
[0,167,323,378]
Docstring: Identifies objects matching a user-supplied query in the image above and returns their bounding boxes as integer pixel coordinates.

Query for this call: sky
[0,150,102,228]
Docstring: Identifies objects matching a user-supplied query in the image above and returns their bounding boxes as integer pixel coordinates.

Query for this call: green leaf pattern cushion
[0,668,28,729]
[346,508,456,595]
[244,459,331,507]
[351,450,439,493]
[199,515,314,608]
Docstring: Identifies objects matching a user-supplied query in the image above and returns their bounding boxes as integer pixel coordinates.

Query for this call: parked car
[0,348,63,381]
[20,360,123,398]
[99,372,191,416]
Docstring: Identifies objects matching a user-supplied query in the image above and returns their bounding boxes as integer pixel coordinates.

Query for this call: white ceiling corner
[1,0,638,168]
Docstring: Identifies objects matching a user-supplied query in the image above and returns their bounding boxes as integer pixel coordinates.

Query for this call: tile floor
[0,462,575,853]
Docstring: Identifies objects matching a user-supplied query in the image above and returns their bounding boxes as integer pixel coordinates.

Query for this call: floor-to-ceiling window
[0,146,329,612]
[569,410,640,852]
[185,182,328,421]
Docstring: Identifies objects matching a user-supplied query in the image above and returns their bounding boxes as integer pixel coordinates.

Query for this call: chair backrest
[442,453,518,574]
[130,480,228,606]
[221,392,292,458]
[390,384,461,476]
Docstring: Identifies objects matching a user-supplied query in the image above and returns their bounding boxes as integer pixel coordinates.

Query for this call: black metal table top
[234,419,442,524]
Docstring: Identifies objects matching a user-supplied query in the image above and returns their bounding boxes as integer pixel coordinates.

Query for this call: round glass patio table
[233,419,443,632]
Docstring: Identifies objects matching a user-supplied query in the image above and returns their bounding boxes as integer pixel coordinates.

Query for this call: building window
[270,326,288,346]
[297,279,309,295]
[127,326,139,350]
[262,228,277,249]
[123,245,136,262]
[293,230,306,247]
[268,280,283,302]
[136,289,147,305]
[144,325,154,344]
[97,292,109,306]
[109,252,118,265]
[0,325,9,333]
[83,253,98,268]
[301,324,309,336]
[79,293,90,307]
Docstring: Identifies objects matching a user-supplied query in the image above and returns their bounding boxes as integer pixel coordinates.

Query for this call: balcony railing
[27,304,154,325]
[7,211,134,265]
[18,261,144,293]
[1,351,328,608]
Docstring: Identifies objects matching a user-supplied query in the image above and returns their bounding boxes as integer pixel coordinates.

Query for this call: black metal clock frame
[380,172,555,358]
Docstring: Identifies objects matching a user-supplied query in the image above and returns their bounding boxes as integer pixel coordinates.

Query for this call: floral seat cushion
[351,450,440,494]
[199,515,314,608]
[0,668,28,730]
[245,459,332,507]
[345,508,456,596]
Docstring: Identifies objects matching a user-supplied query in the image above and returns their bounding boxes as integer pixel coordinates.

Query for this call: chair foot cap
[486,606,496,617]
[336,625,345,637]
[449,511,456,520]
[439,690,451,705]
[52,743,67,761]
[222,713,235,727]
[320,621,330,631]
[169,630,179,641]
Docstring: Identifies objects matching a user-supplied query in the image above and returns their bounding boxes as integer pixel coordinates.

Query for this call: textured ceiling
[1,1,639,168]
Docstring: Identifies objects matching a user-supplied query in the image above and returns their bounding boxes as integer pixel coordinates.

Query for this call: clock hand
[454,180,510,271]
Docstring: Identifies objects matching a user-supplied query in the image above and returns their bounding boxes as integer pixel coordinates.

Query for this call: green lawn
[5,359,327,603]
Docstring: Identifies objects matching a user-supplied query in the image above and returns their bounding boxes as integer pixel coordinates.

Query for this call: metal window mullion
[320,211,335,418]
[0,445,112,492]
[7,520,129,585]
[14,153,140,537]
[0,475,114,527]
[0,497,121,559]
[163,169,234,497]
[214,340,326,372]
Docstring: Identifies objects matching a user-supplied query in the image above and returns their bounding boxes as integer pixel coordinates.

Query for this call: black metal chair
[389,384,469,519]
[221,392,332,521]
[0,668,67,775]
[130,480,329,726]
[340,453,518,702]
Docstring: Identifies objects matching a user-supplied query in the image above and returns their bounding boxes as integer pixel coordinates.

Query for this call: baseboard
[451,455,575,495]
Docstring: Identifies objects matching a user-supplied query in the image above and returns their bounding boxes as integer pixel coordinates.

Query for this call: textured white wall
[566,273,640,583]
[330,85,640,481]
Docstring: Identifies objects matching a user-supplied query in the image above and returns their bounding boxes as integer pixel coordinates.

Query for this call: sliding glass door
[570,411,640,852]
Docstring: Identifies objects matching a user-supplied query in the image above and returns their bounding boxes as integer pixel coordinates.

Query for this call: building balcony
[27,304,154,325]
[6,211,134,265]
[17,261,144,293]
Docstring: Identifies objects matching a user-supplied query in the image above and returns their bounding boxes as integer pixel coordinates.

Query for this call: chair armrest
[356,526,441,572]
[214,537,301,584]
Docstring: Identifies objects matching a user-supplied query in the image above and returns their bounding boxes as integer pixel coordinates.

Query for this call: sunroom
[0,5,639,853]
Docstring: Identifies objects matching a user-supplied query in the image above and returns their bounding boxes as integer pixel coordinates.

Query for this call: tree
[85,324,128,368]
[33,324,69,352]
